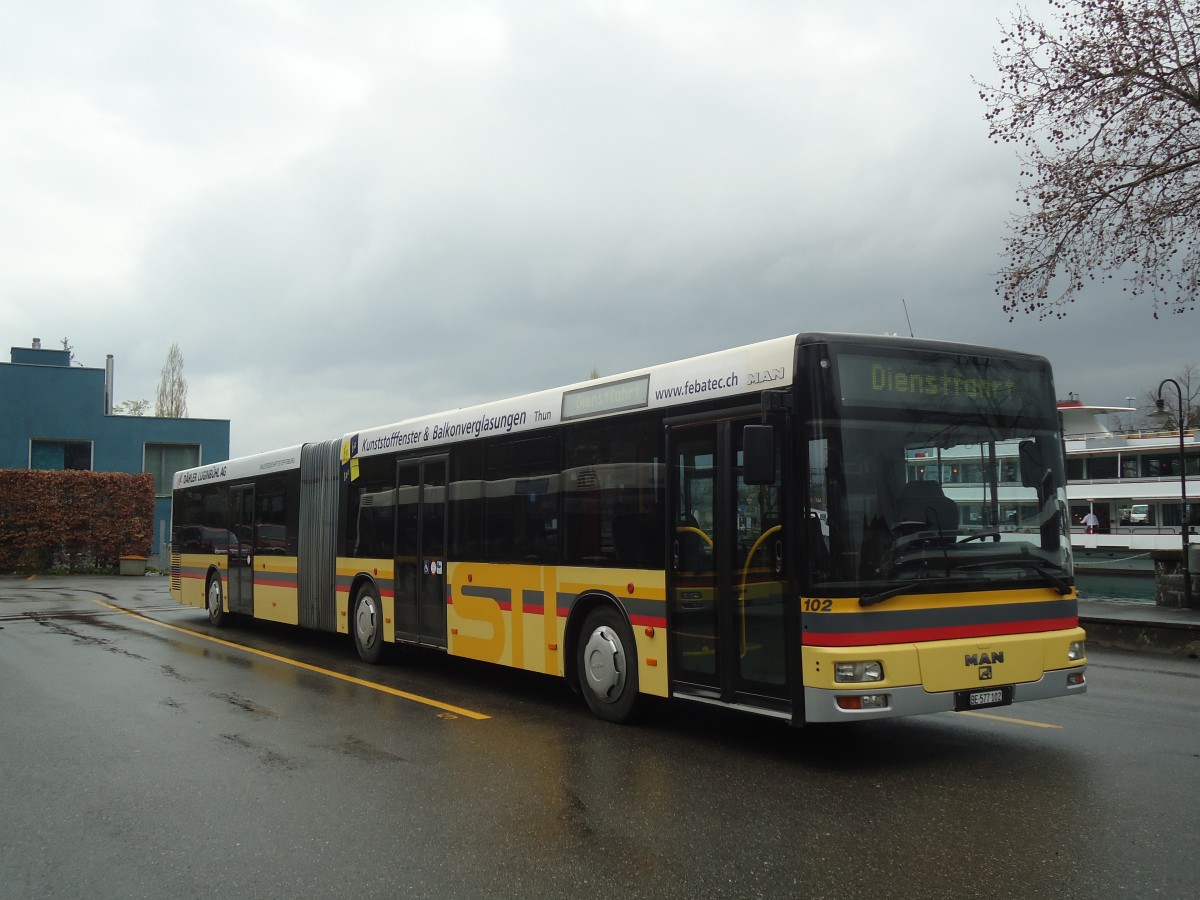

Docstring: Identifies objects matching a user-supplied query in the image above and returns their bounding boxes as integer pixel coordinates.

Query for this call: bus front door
[394,457,448,649]
[668,417,790,712]
[227,484,254,615]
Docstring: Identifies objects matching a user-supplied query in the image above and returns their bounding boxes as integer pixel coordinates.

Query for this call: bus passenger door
[227,484,255,614]
[394,457,448,649]
[668,417,790,711]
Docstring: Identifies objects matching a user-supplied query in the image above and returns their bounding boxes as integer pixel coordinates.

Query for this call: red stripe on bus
[629,614,668,628]
[801,617,1078,647]
[334,585,395,599]
[252,578,296,589]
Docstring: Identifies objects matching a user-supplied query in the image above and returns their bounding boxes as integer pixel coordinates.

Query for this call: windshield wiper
[859,561,1072,608]
[950,560,1072,595]
[1032,565,1072,595]
[959,530,1002,544]
[858,578,965,608]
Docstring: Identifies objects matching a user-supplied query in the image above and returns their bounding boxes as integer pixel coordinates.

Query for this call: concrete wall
[1153,549,1200,610]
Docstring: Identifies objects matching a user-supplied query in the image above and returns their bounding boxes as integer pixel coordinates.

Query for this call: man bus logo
[747,367,785,386]
[965,651,1004,666]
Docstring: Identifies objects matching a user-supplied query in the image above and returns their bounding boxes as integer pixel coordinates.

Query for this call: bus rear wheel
[577,606,640,723]
[206,574,227,627]
[353,583,385,664]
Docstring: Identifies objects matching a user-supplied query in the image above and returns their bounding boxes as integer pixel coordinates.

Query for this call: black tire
[352,583,385,664]
[577,606,640,723]
[206,573,228,627]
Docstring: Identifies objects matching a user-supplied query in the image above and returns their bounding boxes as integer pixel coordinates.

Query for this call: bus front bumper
[801,665,1087,723]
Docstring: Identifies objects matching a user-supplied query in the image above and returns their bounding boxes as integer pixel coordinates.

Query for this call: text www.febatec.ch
[654,372,738,401]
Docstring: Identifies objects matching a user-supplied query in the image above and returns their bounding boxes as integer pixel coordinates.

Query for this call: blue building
[0,339,230,567]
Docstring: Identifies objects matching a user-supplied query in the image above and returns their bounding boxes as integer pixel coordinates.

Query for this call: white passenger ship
[1058,399,1198,574]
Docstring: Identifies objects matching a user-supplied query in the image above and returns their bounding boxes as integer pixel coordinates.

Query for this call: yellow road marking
[958,710,1061,729]
[91,597,490,721]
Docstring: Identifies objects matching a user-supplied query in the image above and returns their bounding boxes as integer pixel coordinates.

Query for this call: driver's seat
[897,480,958,537]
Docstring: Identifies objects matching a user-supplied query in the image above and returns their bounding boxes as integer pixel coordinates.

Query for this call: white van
[1130,504,1150,524]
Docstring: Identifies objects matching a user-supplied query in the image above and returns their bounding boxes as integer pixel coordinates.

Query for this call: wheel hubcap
[583,625,625,701]
[356,596,378,648]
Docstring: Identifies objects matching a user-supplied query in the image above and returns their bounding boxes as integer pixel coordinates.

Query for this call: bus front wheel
[577,606,639,723]
[352,583,385,664]
[206,574,227,627]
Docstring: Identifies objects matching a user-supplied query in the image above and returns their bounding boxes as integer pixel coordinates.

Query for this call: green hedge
[0,470,155,572]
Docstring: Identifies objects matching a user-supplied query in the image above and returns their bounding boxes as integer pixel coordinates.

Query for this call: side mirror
[743,425,776,485]
[1019,440,1044,488]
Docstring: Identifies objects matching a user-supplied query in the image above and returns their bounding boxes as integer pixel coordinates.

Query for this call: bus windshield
[806,349,1071,600]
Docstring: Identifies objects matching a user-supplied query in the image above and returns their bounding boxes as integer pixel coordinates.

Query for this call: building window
[31,440,92,471]
[1120,455,1140,479]
[145,444,200,496]
[1086,454,1118,480]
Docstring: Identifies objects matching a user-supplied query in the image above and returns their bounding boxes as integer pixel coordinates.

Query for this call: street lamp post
[1155,379,1192,608]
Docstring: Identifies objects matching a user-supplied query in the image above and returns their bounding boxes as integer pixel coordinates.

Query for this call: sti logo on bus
[747,367,785,386]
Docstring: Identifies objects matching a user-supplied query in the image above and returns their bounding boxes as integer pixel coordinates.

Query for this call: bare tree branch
[978,0,1200,319]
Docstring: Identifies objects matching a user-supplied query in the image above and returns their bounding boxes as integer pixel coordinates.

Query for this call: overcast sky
[3,0,1194,459]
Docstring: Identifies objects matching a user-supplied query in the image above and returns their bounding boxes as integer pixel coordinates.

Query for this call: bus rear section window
[348,455,397,559]
[172,485,228,551]
[254,472,299,556]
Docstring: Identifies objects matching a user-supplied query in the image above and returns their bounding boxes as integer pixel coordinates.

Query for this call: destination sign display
[836,352,1051,418]
[561,374,650,421]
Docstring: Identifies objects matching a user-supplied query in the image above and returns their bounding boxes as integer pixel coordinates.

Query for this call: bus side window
[449,444,483,559]
[562,414,663,569]
[347,455,395,559]
[483,435,559,564]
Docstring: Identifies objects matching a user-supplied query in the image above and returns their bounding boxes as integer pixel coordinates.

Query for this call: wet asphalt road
[1,575,1197,899]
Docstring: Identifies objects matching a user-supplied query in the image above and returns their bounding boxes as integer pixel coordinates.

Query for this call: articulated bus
[169,333,1086,724]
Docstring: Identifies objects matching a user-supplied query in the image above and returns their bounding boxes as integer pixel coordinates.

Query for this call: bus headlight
[834,661,884,683]
[1068,640,1086,661]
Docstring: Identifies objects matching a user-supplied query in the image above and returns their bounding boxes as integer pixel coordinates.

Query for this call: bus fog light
[1068,640,1086,661]
[834,661,884,683]
[1067,671,1085,687]
[835,694,889,711]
